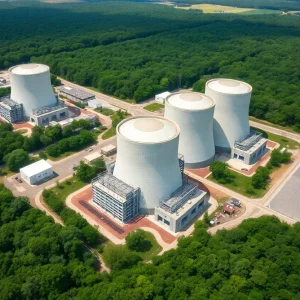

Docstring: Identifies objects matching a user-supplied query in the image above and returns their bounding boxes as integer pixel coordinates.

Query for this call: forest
[1,2,300,129]
[1,182,300,299]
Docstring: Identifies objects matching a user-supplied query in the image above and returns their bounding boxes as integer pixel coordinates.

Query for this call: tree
[0,123,13,133]
[75,162,96,183]
[210,161,234,184]
[4,149,30,172]
[81,226,99,247]
[251,167,270,189]
[126,229,150,252]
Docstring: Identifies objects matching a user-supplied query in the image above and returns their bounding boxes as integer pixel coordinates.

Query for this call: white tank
[113,116,182,213]
[9,64,57,118]
[205,78,252,152]
[164,91,215,168]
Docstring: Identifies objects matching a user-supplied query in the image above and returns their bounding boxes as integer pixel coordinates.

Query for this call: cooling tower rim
[9,63,50,76]
[116,115,180,144]
[165,91,215,112]
[206,78,252,95]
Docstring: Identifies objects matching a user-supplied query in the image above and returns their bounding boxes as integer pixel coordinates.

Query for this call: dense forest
[0,2,300,130]
[1,182,300,299]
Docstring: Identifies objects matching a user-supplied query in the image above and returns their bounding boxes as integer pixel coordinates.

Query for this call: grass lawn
[95,107,115,116]
[51,176,86,202]
[144,103,165,112]
[251,126,300,150]
[241,9,282,15]
[48,151,76,162]
[208,171,266,198]
[15,129,28,135]
[102,127,116,140]
[102,231,162,263]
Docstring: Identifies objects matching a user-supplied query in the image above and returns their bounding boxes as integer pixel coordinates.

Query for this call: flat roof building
[101,144,117,156]
[20,159,53,185]
[155,91,171,104]
[0,96,24,123]
[84,152,102,165]
[58,86,95,103]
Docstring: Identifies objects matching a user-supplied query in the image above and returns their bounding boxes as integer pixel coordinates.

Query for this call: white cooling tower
[9,64,57,118]
[205,78,252,152]
[113,116,182,213]
[164,91,215,169]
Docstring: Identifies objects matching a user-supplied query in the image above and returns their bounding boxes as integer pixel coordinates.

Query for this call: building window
[234,153,238,159]
[181,215,188,225]
[198,201,204,209]
[191,207,196,215]
[164,219,170,226]
[158,215,163,222]
[60,112,66,117]
[238,155,244,161]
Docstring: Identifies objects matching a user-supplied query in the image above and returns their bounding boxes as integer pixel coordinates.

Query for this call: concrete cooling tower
[9,64,57,118]
[113,116,183,214]
[205,78,252,152]
[164,91,215,168]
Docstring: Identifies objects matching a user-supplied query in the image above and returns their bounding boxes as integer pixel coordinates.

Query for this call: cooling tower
[113,116,182,214]
[205,78,252,152]
[164,91,215,168]
[9,64,57,118]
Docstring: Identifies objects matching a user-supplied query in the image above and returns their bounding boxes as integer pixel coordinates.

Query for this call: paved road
[4,136,117,204]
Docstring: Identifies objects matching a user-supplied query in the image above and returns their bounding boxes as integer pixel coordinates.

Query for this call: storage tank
[113,116,182,213]
[205,78,252,152]
[9,64,57,118]
[164,91,215,168]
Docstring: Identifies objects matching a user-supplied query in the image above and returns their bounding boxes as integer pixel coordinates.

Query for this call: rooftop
[166,91,214,110]
[156,91,171,98]
[101,144,116,152]
[118,116,179,144]
[31,100,66,116]
[9,64,49,75]
[20,159,52,177]
[234,131,267,154]
[84,152,102,162]
[58,86,95,100]
[0,96,21,109]
[207,78,251,94]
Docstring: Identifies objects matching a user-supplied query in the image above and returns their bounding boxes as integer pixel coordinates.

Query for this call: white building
[155,91,171,104]
[165,91,215,168]
[205,78,252,153]
[20,159,53,185]
[84,152,102,165]
[113,116,182,213]
[9,64,58,119]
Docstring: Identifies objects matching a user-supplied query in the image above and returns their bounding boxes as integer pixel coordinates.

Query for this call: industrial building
[92,172,140,223]
[30,100,68,126]
[101,144,117,156]
[165,91,215,168]
[58,86,95,103]
[113,116,183,214]
[232,131,267,165]
[0,96,23,123]
[155,91,171,104]
[84,152,103,165]
[155,178,208,232]
[9,64,58,119]
[20,159,53,185]
[205,78,252,153]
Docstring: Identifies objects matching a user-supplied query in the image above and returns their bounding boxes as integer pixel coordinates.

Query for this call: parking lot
[269,167,300,221]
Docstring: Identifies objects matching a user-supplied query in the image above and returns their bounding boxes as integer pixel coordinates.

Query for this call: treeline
[1,180,300,299]
[0,184,103,300]
[1,3,300,128]
[0,119,98,165]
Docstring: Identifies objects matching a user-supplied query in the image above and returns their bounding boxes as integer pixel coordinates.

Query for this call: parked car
[15,177,22,183]
[230,198,241,207]
[241,168,248,171]
[72,163,79,169]
[88,147,93,152]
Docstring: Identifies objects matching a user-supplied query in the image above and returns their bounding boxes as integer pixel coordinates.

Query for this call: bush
[210,161,234,184]
[4,149,30,172]
[251,167,270,189]
[126,229,150,252]
[39,151,48,160]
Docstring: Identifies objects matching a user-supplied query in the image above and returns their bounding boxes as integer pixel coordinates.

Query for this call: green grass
[102,127,116,140]
[208,171,266,198]
[251,126,300,149]
[249,116,299,134]
[52,176,86,202]
[15,129,27,135]
[102,231,162,263]
[48,151,76,161]
[95,107,115,116]
[241,9,282,15]
[144,103,165,112]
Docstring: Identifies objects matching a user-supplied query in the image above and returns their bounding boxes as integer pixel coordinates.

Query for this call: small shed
[223,203,235,215]
[84,152,102,165]
[155,91,171,104]
[101,144,117,156]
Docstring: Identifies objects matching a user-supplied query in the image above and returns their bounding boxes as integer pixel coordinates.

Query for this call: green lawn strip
[102,232,162,263]
[208,171,265,198]
[251,126,300,149]
[95,107,115,116]
[240,9,282,15]
[15,129,27,135]
[250,116,299,134]
[144,103,165,112]
[102,127,116,140]
[48,151,76,162]
[50,176,87,202]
